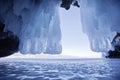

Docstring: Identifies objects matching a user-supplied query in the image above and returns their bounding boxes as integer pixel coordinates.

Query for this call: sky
[59,6,102,58]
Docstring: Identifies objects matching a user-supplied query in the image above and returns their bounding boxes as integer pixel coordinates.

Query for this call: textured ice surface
[0,58,120,80]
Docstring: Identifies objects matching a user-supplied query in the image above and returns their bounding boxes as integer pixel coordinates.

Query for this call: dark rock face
[60,0,80,10]
[61,0,72,10]
[106,33,120,58]
[107,50,120,58]
[0,22,19,57]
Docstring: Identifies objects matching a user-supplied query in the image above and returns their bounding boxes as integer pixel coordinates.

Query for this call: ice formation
[0,0,62,54]
[0,0,120,56]
[80,0,120,53]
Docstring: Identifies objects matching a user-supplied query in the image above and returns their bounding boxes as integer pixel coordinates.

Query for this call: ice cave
[0,0,120,58]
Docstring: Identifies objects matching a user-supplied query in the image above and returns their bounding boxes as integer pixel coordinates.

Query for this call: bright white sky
[59,6,102,58]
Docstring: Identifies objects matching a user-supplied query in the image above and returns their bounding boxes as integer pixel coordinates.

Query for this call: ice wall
[80,0,120,53]
[0,0,62,54]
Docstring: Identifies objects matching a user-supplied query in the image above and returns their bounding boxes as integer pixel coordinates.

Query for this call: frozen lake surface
[0,58,120,80]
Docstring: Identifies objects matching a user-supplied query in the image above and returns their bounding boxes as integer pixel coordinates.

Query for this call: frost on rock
[0,0,62,54]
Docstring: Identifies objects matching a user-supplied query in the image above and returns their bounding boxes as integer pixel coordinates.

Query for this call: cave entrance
[59,6,101,58]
